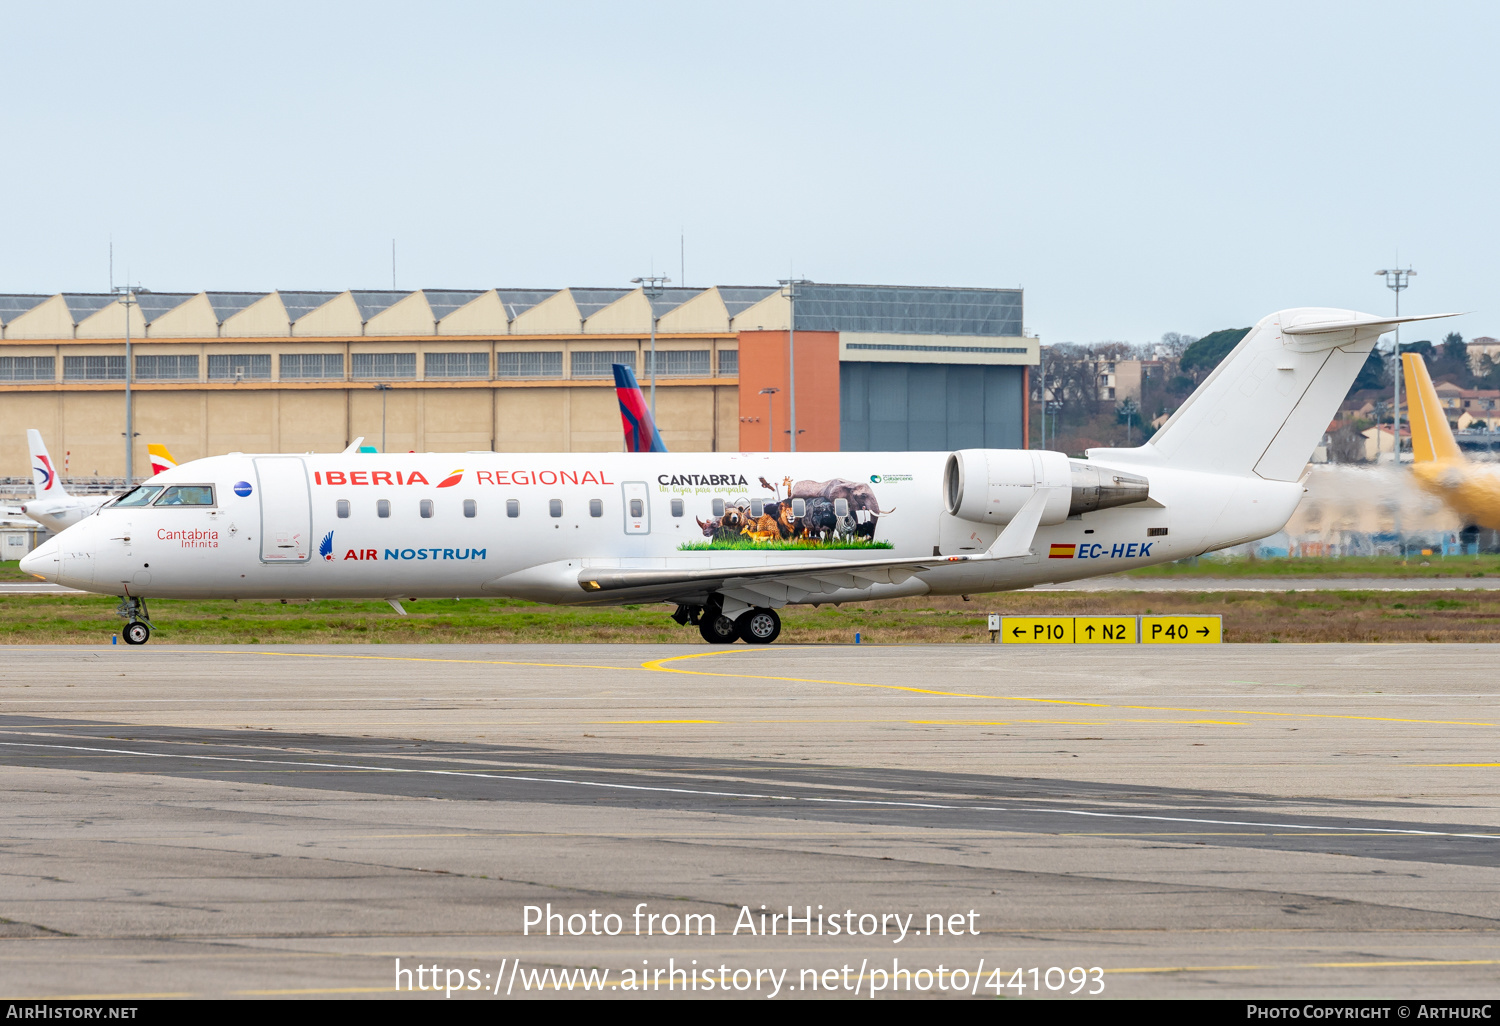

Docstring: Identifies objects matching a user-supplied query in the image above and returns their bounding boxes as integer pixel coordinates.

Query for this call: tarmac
[1,642,1498,1000]
[6,576,1500,596]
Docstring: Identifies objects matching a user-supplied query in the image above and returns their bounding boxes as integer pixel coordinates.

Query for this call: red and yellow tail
[148,443,178,477]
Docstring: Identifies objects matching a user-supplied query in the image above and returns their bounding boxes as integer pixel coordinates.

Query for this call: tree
[1443,331,1467,365]
[1351,348,1386,392]
[1180,327,1250,380]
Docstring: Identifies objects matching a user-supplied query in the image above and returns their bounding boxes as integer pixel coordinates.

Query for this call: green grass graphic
[678,537,894,551]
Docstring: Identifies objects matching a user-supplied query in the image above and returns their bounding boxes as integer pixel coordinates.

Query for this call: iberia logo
[319,531,335,561]
[34,455,55,491]
[436,469,463,488]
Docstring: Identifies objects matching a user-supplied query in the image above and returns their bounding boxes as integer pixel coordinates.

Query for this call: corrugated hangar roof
[0,283,1025,338]
[0,295,49,325]
[793,284,1023,337]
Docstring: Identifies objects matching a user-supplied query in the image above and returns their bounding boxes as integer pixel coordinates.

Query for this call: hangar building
[0,283,1034,482]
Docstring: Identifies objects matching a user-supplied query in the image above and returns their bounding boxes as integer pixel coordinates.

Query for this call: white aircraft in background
[20,432,179,534]
[22,307,1453,645]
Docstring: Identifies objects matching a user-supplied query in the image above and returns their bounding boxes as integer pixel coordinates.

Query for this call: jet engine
[943,449,1150,525]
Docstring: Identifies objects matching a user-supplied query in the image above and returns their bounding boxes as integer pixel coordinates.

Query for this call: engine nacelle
[944,449,1150,525]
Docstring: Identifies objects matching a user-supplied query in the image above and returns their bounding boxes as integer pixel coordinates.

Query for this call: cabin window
[589,499,603,518]
[377,499,391,518]
[629,498,644,518]
[712,498,725,516]
[834,497,849,517]
[155,485,215,507]
[463,499,477,518]
[419,499,433,519]
[670,498,684,517]
[750,498,764,517]
[549,499,563,518]
[114,485,163,507]
[506,499,519,518]
[791,498,806,517]
[336,500,350,519]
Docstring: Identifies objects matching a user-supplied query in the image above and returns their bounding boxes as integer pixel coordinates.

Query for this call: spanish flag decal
[1048,543,1077,559]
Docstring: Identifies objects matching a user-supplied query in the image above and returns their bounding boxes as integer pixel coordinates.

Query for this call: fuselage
[23,450,1301,604]
[21,495,109,534]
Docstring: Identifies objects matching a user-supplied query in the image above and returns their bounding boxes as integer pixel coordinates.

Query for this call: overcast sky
[1,1,1493,345]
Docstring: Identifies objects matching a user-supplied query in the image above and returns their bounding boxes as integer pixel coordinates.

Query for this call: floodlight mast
[631,276,670,418]
[112,286,142,484]
[758,387,779,451]
[1375,267,1416,464]
[778,279,812,452]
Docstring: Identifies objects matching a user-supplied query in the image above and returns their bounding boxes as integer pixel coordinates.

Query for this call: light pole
[778,278,811,452]
[632,275,670,419]
[112,286,142,483]
[1037,345,1046,449]
[373,383,390,452]
[1375,266,1416,463]
[759,387,779,451]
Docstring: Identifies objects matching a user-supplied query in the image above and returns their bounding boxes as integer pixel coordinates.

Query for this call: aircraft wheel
[736,608,781,645]
[123,622,151,646]
[698,613,739,644]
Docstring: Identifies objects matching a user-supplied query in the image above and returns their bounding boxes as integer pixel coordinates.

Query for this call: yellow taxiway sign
[1000,617,1075,644]
[1139,615,1222,644]
[1074,616,1139,644]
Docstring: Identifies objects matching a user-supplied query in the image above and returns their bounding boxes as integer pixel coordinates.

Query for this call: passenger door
[621,481,650,535]
[255,457,312,563]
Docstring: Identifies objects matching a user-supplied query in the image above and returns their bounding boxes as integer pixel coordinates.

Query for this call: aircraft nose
[20,537,60,581]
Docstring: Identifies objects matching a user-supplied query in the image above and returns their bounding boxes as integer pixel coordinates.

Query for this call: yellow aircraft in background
[1403,352,1500,529]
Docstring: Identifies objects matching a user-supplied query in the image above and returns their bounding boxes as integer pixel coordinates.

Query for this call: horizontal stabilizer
[1281,311,1463,336]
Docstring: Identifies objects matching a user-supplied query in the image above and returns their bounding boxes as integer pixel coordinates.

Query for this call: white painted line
[3,738,1498,842]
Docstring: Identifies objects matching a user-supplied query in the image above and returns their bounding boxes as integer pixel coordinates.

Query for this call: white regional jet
[20,433,181,534]
[19,430,112,533]
[22,307,1453,646]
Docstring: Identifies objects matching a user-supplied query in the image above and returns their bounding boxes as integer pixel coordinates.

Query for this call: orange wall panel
[736,330,839,452]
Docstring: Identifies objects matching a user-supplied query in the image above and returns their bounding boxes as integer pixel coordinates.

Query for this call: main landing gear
[674,599,781,645]
[117,596,153,645]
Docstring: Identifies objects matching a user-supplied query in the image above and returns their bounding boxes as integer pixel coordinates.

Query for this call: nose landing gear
[116,596,153,645]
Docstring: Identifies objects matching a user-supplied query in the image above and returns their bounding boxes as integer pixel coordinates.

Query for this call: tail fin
[613,363,667,453]
[148,443,179,477]
[26,429,70,499]
[1093,308,1457,480]
[1402,352,1463,464]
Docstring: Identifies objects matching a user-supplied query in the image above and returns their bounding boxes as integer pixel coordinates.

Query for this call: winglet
[1402,353,1464,464]
[342,436,366,455]
[985,488,1065,559]
[613,364,668,453]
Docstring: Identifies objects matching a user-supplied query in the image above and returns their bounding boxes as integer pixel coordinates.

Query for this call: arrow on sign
[1011,626,1025,638]
[1197,627,1210,636]
[1084,625,1096,638]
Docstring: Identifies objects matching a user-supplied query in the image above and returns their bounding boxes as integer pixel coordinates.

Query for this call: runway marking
[20,992,194,1000]
[233,986,389,995]
[595,719,722,724]
[4,738,1498,842]
[643,651,1499,727]
[224,649,634,672]
[1107,958,1500,975]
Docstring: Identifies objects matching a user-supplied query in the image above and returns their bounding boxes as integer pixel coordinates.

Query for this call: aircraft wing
[577,490,1060,605]
[578,551,980,605]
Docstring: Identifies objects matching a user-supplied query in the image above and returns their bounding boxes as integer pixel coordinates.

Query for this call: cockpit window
[113,486,163,507]
[155,485,215,507]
